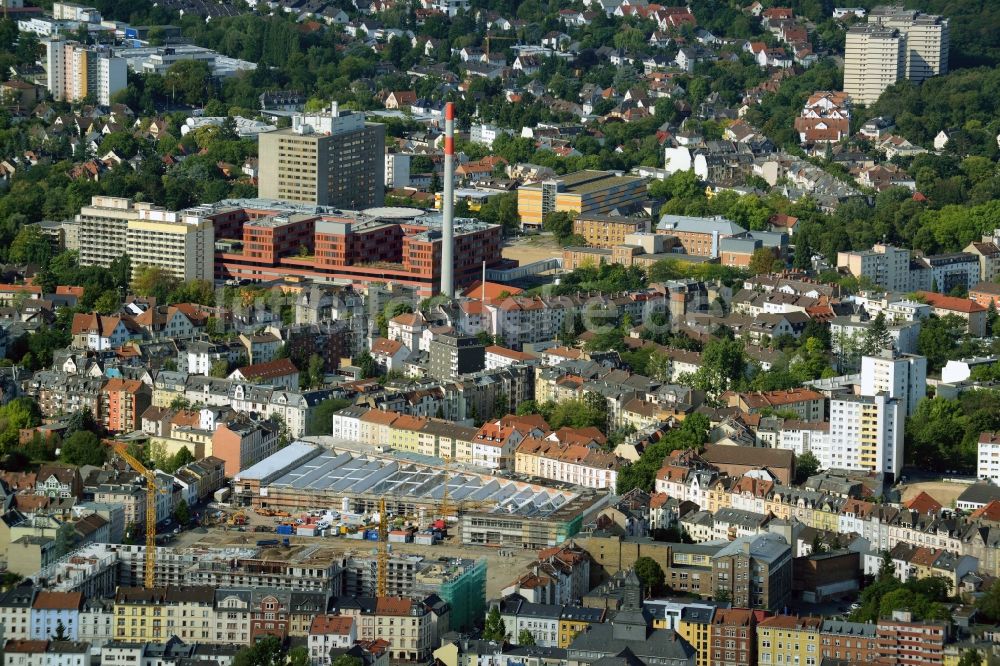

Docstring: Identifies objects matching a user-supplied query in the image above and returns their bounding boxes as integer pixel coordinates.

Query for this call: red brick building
[206,203,505,297]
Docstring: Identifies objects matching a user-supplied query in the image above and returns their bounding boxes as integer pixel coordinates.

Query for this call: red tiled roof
[309,614,354,635]
[236,358,299,380]
[915,291,987,314]
[32,591,83,610]
[905,491,943,515]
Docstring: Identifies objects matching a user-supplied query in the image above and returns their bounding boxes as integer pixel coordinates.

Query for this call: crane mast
[376,497,388,597]
[111,442,157,588]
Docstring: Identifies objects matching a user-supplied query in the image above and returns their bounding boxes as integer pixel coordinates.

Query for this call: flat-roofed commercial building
[517,170,647,230]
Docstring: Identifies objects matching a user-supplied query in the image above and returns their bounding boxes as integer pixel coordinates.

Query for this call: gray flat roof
[246,445,582,518]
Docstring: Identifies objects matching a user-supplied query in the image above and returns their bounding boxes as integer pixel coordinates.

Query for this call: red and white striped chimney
[441,101,455,298]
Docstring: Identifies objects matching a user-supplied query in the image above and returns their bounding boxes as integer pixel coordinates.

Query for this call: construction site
[231,442,610,549]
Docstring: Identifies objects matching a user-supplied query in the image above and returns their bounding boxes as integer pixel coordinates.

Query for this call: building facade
[44,36,125,105]
[517,171,647,230]
[258,104,385,209]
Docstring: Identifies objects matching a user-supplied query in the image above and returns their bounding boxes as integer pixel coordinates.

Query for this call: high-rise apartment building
[844,6,949,105]
[844,24,905,105]
[978,432,1000,483]
[860,349,927,417]
[258,103,385,209]
[77,197,214,282]
[825,393,904,477]
[77,197,164,268]
[869,6,949,82]
[44,35,126,105]
[837,243,912,291]
[126,212,215,282]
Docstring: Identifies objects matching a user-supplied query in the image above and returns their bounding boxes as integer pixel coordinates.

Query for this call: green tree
[689,337,746,395]
[957,650,983,666]
[9,225,51,266]
[287,647,310,666]
[164,60,215,106]
[233,636,283,666]
[59,431,105,466]
[483,605,507,642]
[355,350,377,379]
[794,451,821,484]
[634,556,665,597]
[517,629,536,646]
[169,446,195,472]
[516,400,539,416]
[0,397,43,453]
[976,579,1000,622]
[543,210,575,241]
[210,358,231,378]
[173,499,190,526]
[917,315,966,371]
[330,657,363,666]
[307,397,351,436]
[861,312,892,356]
[93,291,121,315]
[131,265,180,302]
[307,353,324,388]
[747,248,778,275]
[52,523,76,558]
[548,397,606,430]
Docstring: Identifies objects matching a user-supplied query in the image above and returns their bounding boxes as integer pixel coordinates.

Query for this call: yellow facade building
[757,615,822,666]
[517,170,647,230]
[677,606,715,666]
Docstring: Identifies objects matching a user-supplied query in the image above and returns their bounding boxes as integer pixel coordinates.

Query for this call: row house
[330,596,446,662]
[653,448,1000,577]
[333,407,480,464]
[457,290,668,350]
[501,544,591,606]
[514,437,621,489]
[150,374,330,438]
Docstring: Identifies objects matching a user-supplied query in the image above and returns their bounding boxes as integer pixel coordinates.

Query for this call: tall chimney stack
[441,101,455,299]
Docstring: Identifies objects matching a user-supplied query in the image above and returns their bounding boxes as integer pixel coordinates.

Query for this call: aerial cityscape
[0,0,997,665]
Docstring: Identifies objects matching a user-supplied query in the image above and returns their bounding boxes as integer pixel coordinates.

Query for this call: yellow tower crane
[484,33,517,61]
[376,497,388,598]
[439,457,455,522]
[111,441,158,589]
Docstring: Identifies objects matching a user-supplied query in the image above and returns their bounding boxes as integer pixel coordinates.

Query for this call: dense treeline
[863,67,1000,157]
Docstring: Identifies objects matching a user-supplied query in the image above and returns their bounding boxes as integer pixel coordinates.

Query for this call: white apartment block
[825,393,903,477]
[434,0,470,17]
[978,433,1000,483]
[869,6,949,83]
[469,123,509,148]
[125,211,215,282]
[830,315,921,357]
[77,197,167,268]
[837,243,912,292]
[44,36,126,105]
[845,8,949,106]
[844,24,904,105]
[860,350,927,416]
